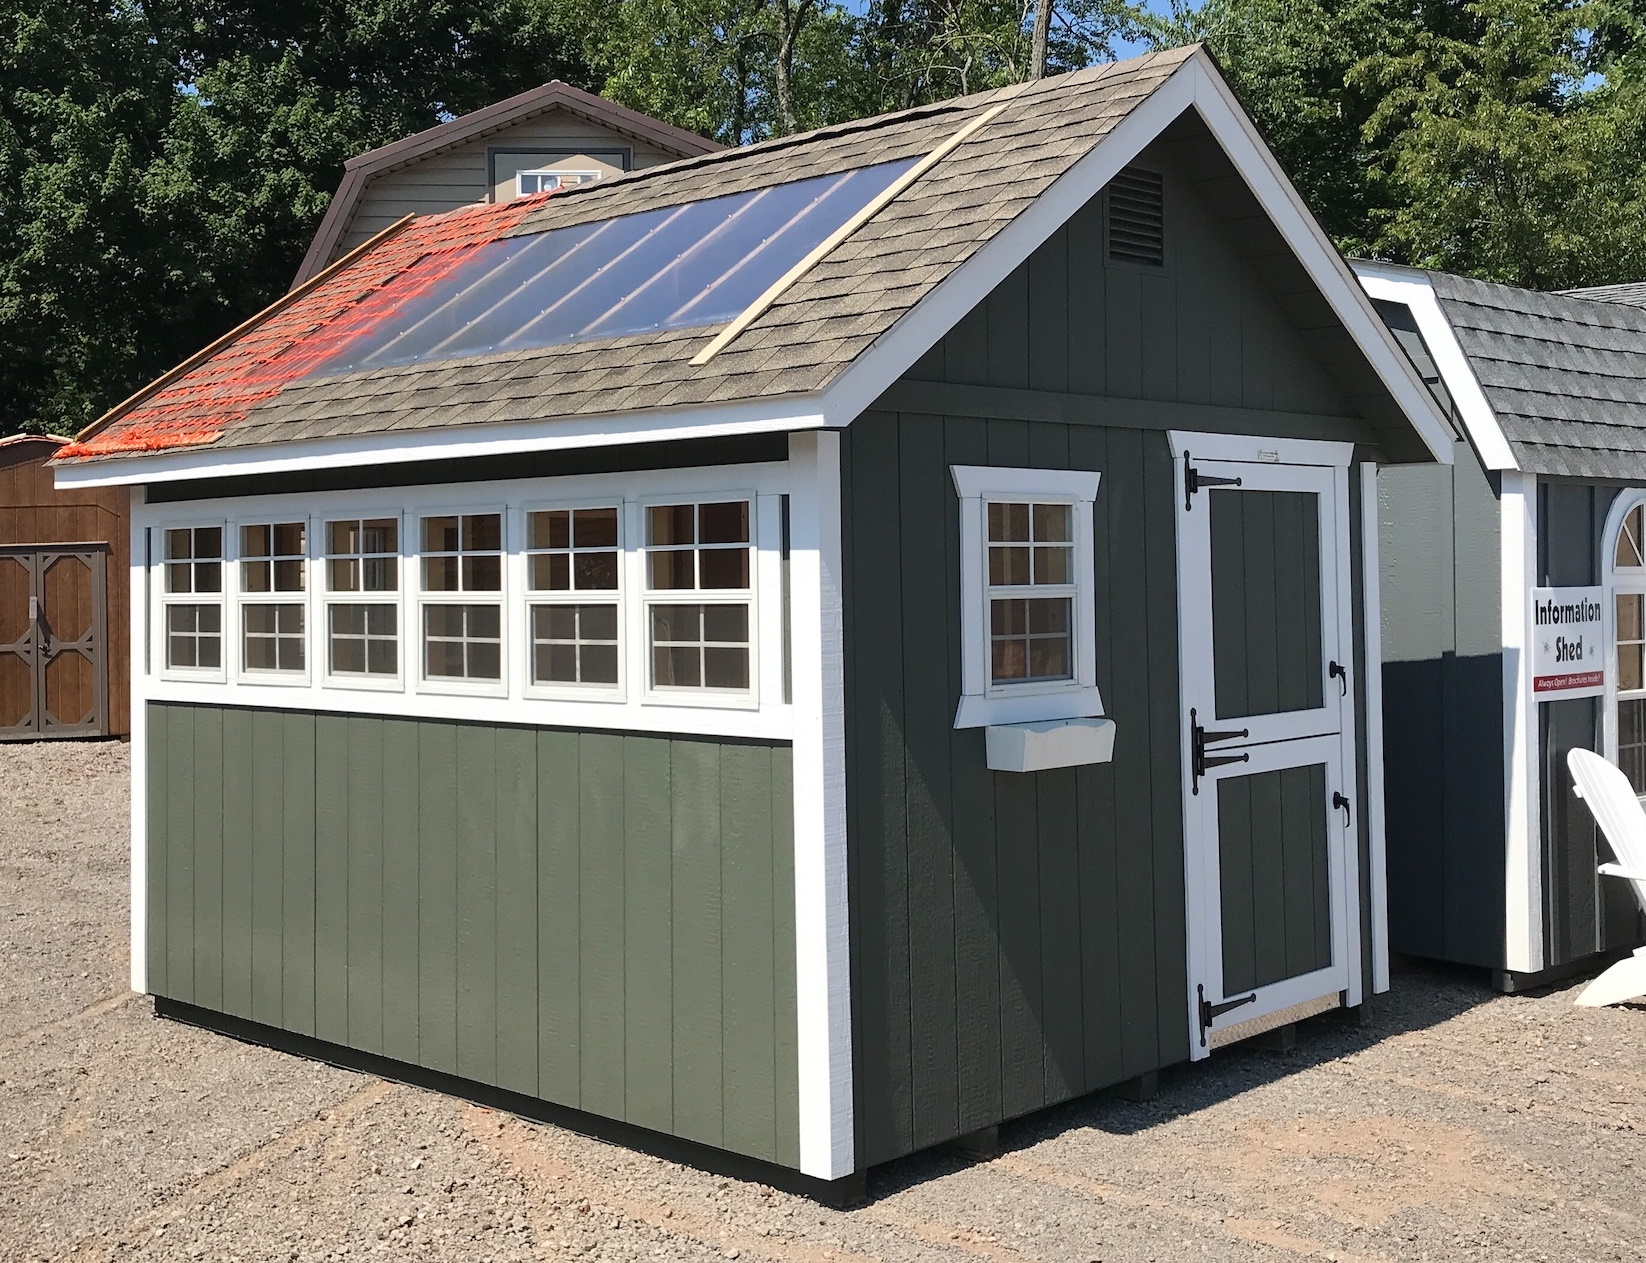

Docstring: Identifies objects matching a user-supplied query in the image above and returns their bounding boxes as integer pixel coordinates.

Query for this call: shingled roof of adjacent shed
[1427,271,1646,479]
[58,47,1194,464]
[1559,281,1646,307]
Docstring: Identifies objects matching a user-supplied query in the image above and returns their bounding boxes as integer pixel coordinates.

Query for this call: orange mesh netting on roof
[57,194,552,460]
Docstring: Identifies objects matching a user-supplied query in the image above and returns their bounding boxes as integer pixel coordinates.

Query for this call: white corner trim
[1353,264,1517,472]
[1360,464,1391,994]
[787,430,854,1181]
[1500,471,1543,974]
[52,397,829,489]
[130,491,149,996]
[1167,431,1352,469]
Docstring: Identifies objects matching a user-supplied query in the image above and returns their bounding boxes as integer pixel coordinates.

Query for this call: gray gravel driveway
[1,739,1642,1262]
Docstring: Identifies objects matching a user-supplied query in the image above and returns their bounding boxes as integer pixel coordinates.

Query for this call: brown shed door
[0,547,108,739]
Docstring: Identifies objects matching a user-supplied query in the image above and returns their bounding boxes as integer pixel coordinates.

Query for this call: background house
[293,80,722,286]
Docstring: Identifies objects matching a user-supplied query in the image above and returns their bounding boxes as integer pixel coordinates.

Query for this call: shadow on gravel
[867,957,1501,1201]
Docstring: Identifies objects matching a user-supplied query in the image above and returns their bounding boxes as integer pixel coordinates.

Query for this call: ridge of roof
[293,81,722,288]
[1558,280,1646,308]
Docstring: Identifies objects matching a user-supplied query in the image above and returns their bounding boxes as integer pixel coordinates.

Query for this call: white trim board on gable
[55,50,1452,494]
[1353,261,1517,471]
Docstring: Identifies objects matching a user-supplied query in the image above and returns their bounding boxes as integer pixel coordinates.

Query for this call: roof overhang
[59,50,1453,491]
[1353,260,1517,470]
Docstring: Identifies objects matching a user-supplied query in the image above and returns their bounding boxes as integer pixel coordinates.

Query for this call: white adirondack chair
[1566,748,1646,1007]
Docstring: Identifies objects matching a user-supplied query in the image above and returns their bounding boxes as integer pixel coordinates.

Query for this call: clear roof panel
[319,157,918,374]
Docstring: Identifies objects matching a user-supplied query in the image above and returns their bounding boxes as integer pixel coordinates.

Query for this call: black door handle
[1333,791,1352,827]
[1329,660,1347,696]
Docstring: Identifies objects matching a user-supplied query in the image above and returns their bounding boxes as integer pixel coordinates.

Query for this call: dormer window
[516,168,602,197]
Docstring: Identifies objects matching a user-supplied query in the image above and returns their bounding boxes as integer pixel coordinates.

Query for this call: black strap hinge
[1190,707,1248,795]
[1198,983,1258,1046]
[1183,450,1243,511]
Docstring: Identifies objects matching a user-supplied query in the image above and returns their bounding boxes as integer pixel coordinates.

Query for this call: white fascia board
[52,396,829,490]
[823,51,1454,468]
[1354,262,1518,472]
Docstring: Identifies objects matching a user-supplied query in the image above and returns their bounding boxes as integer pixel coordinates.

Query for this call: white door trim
[1172,432,1359,1057]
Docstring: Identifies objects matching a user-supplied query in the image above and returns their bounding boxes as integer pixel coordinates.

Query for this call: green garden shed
[54,47,1452,1200]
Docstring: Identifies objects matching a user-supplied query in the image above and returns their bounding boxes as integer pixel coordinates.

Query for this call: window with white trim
[325,517,399,679]
[1610,496,1646,791]
[526,506,621,690]
[644,500,753,693]
[162,525,224,672]
[239,521,307,674]
[951,466,1102,728]
[420,512,503,683]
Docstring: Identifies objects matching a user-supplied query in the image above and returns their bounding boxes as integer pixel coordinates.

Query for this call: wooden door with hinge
[1171,434,1361,1058]
[0,546,109,740]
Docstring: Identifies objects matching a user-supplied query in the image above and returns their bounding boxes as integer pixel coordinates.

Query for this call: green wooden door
[1173,438,1359,1058]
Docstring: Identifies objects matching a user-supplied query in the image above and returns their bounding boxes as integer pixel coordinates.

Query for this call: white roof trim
[823,50,1454,466]
[51,396,827,489]
[1354,260,1518,471]
[62,50,1454,490]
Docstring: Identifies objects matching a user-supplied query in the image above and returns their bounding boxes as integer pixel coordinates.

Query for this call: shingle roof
[1428,271,1646,478]
[59,48,1196,465]
[1558,281,1646,308]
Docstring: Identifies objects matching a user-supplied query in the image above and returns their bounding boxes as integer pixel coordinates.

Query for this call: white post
[786,430,854,1180]
[1360,464,1391,993]
[129,489,149,995]
[1501,472,1543,974]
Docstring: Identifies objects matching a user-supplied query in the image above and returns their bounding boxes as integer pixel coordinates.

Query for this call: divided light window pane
[315,158,916,375]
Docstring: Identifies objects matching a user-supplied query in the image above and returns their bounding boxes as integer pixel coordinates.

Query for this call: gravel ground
[2,738,1643,1263]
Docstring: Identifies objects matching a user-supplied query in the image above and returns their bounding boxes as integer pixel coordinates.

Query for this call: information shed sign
[1531,586,1606,699]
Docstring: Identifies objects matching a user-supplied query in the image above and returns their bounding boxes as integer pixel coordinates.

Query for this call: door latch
[1333,791,1352,827]
[1183,451,1243,511]
[1329,660,1348,696]
[1191,707,1249,795]
[1198,983,1258,1047]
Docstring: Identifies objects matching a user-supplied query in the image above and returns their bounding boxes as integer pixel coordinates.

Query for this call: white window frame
[517,498,626,702]
[951,465,1102,728]
[416,504,509,698]
[635,491,761,711]
[515,168,602,197]
[320,512,406,692]
[134,464,796,741]
[1602,489,1646,795]
[155,519,228,684]
[232,516,313,686]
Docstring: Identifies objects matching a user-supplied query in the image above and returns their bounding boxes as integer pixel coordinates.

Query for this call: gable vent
[1107,166,1164,267]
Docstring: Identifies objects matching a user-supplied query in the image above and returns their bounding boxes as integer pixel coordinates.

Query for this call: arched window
[1605,493,1646,792]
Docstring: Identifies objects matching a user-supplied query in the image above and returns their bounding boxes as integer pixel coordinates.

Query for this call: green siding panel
[147,704,798,1170]
[843,411,1194,1168]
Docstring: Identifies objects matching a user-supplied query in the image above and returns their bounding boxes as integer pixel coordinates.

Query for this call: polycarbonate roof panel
[318,158,918,374]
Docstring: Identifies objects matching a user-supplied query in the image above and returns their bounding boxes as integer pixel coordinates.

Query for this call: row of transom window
[156,499,756,698]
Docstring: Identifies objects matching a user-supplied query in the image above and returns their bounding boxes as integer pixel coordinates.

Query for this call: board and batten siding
[844,135,1388,1165]
[842,411,1189,1167]
[1377,441,1507,967]
[145,702,800,1168]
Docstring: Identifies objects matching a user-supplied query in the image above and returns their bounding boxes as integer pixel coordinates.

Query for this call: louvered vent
[1107,166,1164,266]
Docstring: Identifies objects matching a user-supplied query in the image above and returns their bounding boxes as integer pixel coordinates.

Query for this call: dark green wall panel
[842,411,1191,1168]
[147,704,800,1170]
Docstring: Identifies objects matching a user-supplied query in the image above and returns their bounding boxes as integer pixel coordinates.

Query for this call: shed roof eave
[48,395,832,491]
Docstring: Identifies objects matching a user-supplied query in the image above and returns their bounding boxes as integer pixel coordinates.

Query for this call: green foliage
[1148,0,1646,288]
[0,0,592,438]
